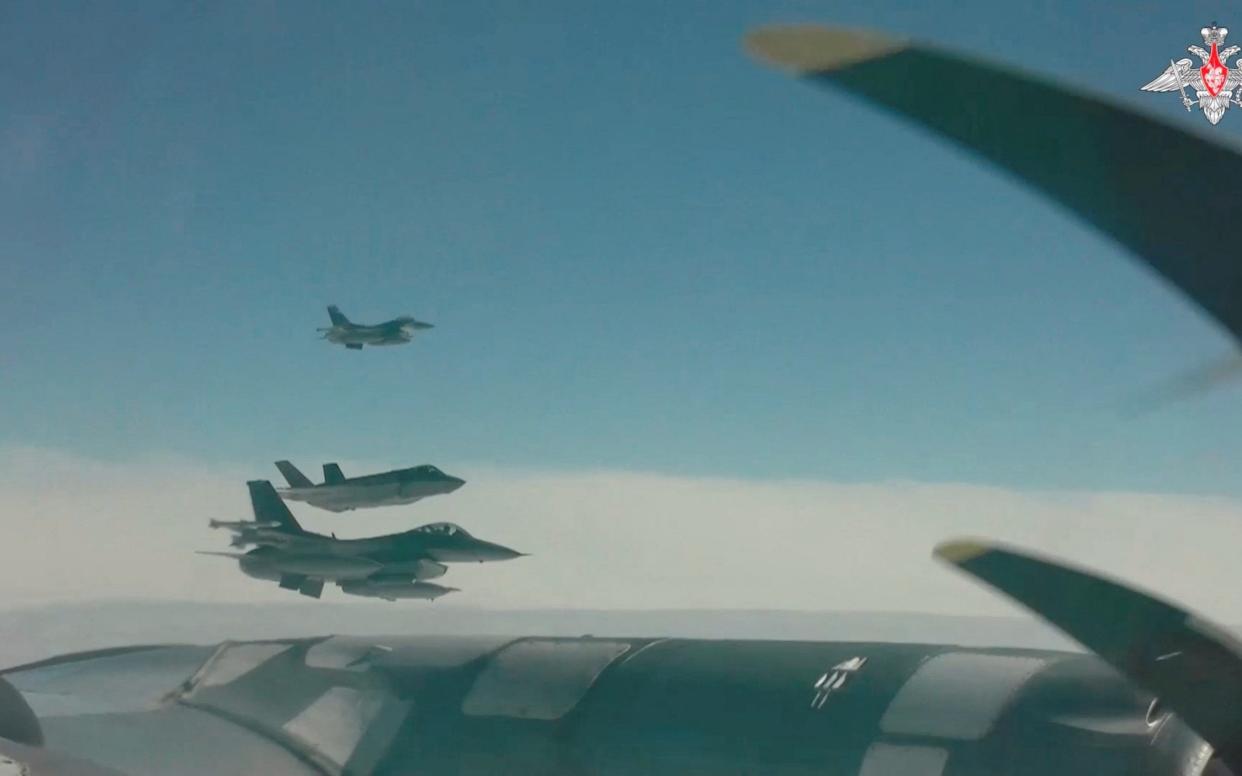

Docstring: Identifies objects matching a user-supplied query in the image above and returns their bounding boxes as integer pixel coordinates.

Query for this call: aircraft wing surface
[0,632,1212,774]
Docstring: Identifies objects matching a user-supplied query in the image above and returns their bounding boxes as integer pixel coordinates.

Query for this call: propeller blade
[935,538,1242,769]
[1122,354,1242,415]
[746,24,1242,354]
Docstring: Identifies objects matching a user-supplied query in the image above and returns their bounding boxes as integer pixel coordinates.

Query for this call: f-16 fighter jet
[317,305,433,350]
[274,460,465,512]
[202,481,525,600]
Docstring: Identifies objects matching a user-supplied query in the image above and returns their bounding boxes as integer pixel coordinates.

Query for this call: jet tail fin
[274,460,314,489]
[246,480,305,535]
[322,463,346,485]
[327,305,350,326]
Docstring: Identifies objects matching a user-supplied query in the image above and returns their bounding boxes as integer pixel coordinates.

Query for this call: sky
[5,1,1242,615]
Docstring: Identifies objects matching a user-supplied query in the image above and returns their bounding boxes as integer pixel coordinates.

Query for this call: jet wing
[0,738,128,775]
[746,25,1242,347]
[936,539,1242,770]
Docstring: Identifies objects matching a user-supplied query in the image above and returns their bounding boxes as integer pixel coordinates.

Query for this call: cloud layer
[2,446,1240,624]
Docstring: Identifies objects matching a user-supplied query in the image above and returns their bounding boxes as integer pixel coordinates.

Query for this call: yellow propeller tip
[744,25,907,74]
[933,539,993,564]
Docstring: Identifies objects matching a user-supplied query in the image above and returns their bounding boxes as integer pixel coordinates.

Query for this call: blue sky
[5,0,1242,496]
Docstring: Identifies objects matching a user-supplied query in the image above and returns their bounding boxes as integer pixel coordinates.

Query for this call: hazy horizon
[2,445,1240,629]
[0,599,1096,669]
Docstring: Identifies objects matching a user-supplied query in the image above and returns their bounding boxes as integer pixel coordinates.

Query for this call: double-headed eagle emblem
[1142,23,1242,125]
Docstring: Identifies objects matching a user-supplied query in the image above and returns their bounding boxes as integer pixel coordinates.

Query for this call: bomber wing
[0,676,128,774]
[0,738,128,775]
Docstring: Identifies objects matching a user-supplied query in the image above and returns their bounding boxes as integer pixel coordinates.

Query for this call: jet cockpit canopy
[414,522,469,537]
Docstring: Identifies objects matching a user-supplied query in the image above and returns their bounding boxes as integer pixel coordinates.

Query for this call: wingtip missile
[195,550,249,560]
[208,519,281,531]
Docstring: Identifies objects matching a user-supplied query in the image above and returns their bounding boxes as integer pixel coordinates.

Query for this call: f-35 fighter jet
[318,305,433,350]
[202,481,524,600]
[274,460,465,512]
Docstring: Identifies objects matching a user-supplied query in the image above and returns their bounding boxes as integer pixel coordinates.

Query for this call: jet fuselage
[232,523,523,594]
[322,320,429,347]
[319,306,434,350]
[277,465,465,513]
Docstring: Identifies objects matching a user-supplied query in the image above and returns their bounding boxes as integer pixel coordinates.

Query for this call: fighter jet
[317,304,433,350]
[274,460,465,512]
[201,480,525,600]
